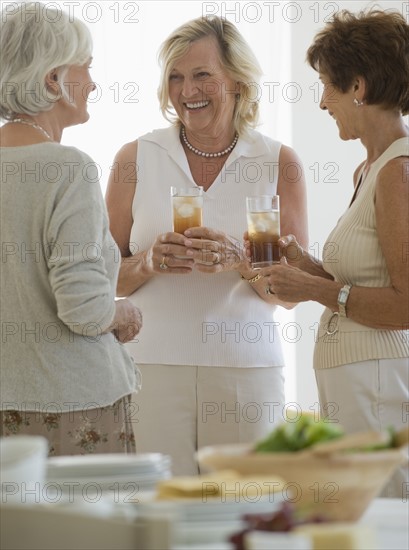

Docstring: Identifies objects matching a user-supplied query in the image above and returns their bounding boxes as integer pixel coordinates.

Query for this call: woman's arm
[47,151,142,337]
[105,141,154,296]
[266,157,409,329]
[106,141,138,258]
[273,158,367,280]
[277,145,308,250]
[105,141,194,297]
[346,157,409,329]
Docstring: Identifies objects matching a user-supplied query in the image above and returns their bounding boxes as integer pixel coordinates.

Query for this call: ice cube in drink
[172,195,203,234]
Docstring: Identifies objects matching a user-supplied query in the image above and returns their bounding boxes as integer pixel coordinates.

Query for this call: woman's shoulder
[113,127,176,164]
[238,128,282,158]
[250,129,286,155]
[246,128,281,144]
[0,142,96,168]
[53,143,96,165]
[138,126,178,147]
[112,139,138,165]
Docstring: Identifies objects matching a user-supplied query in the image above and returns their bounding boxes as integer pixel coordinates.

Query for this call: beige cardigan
[1,143,137,411]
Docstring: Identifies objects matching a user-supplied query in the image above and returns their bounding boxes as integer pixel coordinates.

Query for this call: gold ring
[159,256,168,270]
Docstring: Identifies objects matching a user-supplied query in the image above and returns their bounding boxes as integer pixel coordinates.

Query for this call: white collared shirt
[127,126,285,367]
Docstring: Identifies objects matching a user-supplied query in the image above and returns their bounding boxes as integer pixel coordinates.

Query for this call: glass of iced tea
[171,187,203,233]
[246,195,281,268]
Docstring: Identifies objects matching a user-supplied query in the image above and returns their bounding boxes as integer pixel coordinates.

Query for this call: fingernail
[186,249,194,256]
[184,239,193,246]
[185,230,191,236]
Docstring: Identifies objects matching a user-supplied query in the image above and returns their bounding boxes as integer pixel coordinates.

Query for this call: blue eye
[196,72,209,79]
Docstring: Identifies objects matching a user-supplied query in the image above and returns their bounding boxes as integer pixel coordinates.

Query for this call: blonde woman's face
[168,36,238,137]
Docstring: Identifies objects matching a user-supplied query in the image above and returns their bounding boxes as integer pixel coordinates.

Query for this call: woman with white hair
[106,16,308,475]
[0,2,142,455]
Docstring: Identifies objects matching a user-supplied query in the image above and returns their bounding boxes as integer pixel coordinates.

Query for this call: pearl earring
[353,98,364,107]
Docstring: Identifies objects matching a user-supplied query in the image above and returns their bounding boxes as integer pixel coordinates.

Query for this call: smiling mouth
[185,100,210,110]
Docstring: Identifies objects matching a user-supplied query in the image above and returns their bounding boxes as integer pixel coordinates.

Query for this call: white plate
[174,519,243,545]
[47,453,171,478]
[133,494,284,523]
[43,472,171,504]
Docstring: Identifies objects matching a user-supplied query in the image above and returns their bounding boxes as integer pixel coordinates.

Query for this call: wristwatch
[337,284,352,317]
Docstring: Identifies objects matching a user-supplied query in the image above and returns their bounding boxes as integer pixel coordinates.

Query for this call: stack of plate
[133,495,285,546]
[44,453,171,505]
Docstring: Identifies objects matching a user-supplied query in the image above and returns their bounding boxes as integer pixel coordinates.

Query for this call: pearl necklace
[9,118,53,141]
[181,126,238,158]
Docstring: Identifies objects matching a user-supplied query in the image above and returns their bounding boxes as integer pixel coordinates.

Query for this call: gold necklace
[8,118,53,141]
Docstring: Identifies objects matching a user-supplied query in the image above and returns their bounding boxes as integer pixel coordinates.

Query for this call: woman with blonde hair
[106,15,308,475]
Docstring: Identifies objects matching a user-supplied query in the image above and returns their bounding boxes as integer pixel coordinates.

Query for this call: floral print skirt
[0,395,136,456]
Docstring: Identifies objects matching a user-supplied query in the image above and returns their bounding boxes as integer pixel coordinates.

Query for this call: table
[172,498,409,550]
[359,498,409,550]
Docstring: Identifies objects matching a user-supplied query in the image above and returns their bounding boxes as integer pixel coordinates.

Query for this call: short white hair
[0,2,93,120]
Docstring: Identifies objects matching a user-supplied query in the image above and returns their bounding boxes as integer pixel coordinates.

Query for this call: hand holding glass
[246,195,281,268]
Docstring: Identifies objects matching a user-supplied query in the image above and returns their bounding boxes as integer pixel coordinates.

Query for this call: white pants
[131,364,285,476]
[315,358,409,498]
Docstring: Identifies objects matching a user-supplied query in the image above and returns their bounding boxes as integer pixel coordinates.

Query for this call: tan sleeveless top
[314,137,409,369]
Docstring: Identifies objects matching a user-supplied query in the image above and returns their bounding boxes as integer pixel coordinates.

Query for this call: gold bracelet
[241,273,262,284]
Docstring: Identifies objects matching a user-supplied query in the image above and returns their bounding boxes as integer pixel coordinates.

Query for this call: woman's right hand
[144,232,195,274]
[109,298,143,343]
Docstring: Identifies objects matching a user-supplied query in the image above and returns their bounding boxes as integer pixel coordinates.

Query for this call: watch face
[339,290,348,304]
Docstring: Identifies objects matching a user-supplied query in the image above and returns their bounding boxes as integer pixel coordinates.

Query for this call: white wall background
[3,0,407,408]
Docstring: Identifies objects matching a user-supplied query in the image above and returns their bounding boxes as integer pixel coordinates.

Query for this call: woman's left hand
[183,227,249,273]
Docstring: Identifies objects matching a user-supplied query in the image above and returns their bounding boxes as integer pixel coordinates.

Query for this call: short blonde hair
[158,16,262,135]
[0,2,92,120]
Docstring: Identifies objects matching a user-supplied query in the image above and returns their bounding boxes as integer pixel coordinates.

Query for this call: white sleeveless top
[126,126,285,367]
[314,137,409,369]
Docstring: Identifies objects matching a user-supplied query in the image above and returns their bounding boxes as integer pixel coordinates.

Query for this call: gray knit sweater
[1,143,138,412]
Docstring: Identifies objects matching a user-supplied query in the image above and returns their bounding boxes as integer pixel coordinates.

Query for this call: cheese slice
[156,470,285,501]
[294,523,376,550]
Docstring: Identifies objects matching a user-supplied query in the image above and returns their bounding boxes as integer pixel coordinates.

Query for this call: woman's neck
[359,110,408,164]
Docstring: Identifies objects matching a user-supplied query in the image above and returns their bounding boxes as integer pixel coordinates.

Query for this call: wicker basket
[197,430,408,521]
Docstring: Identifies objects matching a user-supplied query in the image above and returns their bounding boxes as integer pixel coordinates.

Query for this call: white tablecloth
[172,498,409,550]
[359,498,409,550]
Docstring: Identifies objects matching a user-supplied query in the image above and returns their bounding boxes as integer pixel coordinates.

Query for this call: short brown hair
[307,9,409,114]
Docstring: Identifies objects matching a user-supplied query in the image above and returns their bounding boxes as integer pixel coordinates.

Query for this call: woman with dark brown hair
[261,9,409,497]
